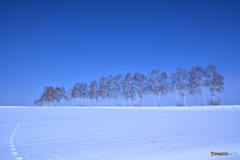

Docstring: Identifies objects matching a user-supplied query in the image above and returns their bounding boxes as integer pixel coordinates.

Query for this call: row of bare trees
[34,64,224,106]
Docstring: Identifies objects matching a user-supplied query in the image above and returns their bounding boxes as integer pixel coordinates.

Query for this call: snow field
[0,106,239,160]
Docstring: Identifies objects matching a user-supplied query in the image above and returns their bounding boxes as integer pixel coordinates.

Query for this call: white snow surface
[0,105,239,160]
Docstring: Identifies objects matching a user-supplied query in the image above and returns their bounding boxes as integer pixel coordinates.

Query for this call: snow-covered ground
[0,106,239,160]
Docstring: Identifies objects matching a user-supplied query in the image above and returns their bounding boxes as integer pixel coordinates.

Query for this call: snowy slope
[0,106,239,160]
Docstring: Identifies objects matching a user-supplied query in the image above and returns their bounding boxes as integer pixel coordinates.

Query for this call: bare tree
[43,86,48,106]
[34,98,41,106]
[139,74,148,107]
[125,73,133,106]
[98,77,106,106]
[83,83,88,106]
[121,75,128,106]
[47,86,55,106]
[133,73,140,106]
[196,66,207,106]
[89,81,97,106]
[54,87,61,106]
[206,64,224,106]
[151,70,162,107]
[109,75,117,106]
[65,89,72,106]
[92,80,98,106]
[177,68,187,106]
[188,67,202,106]
[80,83,85,106]
[60,86,66,106]
[115,74,123,106]
[148,71,156,106]
[186,73,195,106]
[170,72,180,106]
[105,77,110,106]
[71,86,77,106]
[161,72,170,106]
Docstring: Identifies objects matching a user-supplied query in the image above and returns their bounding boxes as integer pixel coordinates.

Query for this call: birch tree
[92,80,98,106]
[78,83,85,106]
[121,75,128,106]
[196,66,207,106]
[34,98,42,106]
[177,68,187,106]
[139,74,148,107]
[125,73,133,106]
[188,67,202,106]
[109,75,117,106]
[65,89,72,106]
[186,73,195,106]
[89,81,97,106]
[105,77,110,106]
[98,77,106,106]
[160,72,170,106]
[133,73,140,106]
[115,74,123,106]
[71,86,77,106]
[148,72,156,106]
[83,83,88,106]
[43,86,48,106]
[54,87,61,106]
[60,86,66,106]
[206,64,224,106]
[152,70,162,107]
[170,72,180,106]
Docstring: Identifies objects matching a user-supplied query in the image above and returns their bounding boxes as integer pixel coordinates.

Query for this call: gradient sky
[0,0,240,106]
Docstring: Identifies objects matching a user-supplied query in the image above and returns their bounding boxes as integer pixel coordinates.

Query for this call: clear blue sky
[0,0,239,106]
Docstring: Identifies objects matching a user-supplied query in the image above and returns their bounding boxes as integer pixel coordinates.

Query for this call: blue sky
[0,0,239,106]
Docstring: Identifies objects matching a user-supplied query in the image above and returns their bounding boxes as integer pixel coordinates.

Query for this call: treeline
[34,64,224,107]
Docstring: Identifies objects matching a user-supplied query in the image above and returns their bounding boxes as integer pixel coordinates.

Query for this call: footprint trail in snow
[9,121,25,160]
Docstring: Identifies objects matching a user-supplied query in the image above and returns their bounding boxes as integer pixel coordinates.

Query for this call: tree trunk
[134,94,135,106]
[213,92,216,105]
[129,97,131,107]
[190,94,193,106]
[174,85,179,106]
[111,94,113,106]
[152,91,156,106]
[137,92,139,106]
[157,92,160,107]
[142,93,145,107]
[164,93,167,106]
[183,90,186,106]
[106,97,107,106]
[201,77,206,106]
[117,91,120,106]
[196,88,199,106]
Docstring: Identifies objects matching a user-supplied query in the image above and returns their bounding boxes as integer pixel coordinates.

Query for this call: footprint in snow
[12,152,17,156]
[10,121,25,160]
